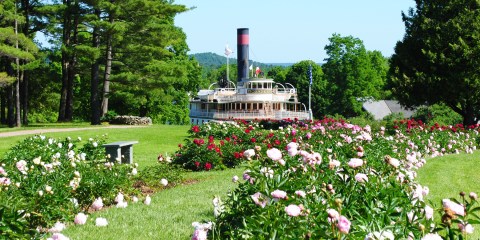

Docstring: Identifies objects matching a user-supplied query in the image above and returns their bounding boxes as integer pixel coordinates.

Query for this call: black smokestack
[237,28,249,81]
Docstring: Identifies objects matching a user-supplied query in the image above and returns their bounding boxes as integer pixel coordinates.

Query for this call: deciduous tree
[390,0,480,126]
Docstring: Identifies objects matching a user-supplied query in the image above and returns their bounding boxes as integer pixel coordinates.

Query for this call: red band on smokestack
[238,34,249,45]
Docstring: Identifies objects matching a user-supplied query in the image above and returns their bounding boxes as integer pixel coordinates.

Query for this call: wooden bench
[103,141,138,164]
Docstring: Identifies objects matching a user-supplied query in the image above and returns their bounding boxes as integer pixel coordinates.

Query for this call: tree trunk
[90,9,101,125]
[101,14,113,117]
[22,70,28,125]
[1,90,5,124]
[14,7,21,127]
[58,0,71,122]
[7,86,14,128]
[21,0,30,126]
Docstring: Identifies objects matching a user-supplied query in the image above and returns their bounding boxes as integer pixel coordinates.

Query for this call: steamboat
[189,28,311,125]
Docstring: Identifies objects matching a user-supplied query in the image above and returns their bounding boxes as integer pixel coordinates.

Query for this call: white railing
[190,110,310,120]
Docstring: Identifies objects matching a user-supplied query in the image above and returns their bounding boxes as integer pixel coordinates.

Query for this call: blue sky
[174,0,416,63]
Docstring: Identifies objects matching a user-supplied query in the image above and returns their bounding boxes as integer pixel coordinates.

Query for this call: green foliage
[389,0,480,125]
[135,162,185,191]
[284,60,328,119]
[0,135,134,236]
[413,103,463,126]
[323,34,388,118]
[177,119,479,239]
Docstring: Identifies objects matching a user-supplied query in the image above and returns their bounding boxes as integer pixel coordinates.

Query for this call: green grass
[61,168,243,239]
[416,151,480,239]
[0,124,190,168]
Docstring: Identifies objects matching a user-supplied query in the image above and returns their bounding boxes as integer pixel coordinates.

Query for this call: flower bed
[0,134,183,239]
[185,118,480,239]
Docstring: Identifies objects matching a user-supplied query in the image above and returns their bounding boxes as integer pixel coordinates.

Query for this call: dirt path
[0,125,146,138]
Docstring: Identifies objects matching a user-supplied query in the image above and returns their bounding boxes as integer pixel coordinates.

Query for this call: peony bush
[185,118,480,239]
[0,135,146,238]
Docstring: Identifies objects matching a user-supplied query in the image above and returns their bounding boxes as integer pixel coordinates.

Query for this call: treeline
[0,0,202,126]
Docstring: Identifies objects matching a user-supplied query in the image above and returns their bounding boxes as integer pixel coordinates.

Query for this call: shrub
[0,135,134,236]
[413,103,463,126]
[136,162,185,191]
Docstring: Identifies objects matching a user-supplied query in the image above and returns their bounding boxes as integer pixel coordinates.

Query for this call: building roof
[362,100,416,120]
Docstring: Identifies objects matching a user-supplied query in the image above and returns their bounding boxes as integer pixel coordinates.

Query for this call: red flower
[215,147,220,153]
[192,125,200,133]
[245,129,251,134]
[208,135,214,143]
[205,162,212,170]
[220,140,225,146]
[251,138,256,143]
[267,143,272,148]
[274,139,281,145]
[195,161,200,168]
[225,137,231,142]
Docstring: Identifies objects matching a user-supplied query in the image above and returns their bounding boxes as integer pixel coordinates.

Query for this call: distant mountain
[191,52,292,69]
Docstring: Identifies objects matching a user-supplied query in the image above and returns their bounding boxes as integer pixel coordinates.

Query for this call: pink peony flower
[49,222,66,233]
[287,142,298,150]
[295,190,306,198]
[160,178,168,186]
[458,222,474,234]
[251,192,267,208]
[95,217,108,227]
[74,212,87,225]
[285,204,301,217]
[0,177,11,186]
[48,233,70,240]
[348,158,363,168]
[243,149,255,160]
[306,132,312,139]
[425,205,434,220]
[243,170,251,180]
[271,190,287,199]
[232,175,239,183]
[191,222,212,240]
[336,216,351,234]
[354,173,368,183]
[16,160,28,174]
[115,192,124,203]
[442,199,465,216]
[327,209,339,222]
[92,197,103,211]
[0,166,6,175]
[287,147,298,157]
[329,160,341,169]
[144,195,152,205]
[266,148,282,161]
[470,192,478,200]
[116,201,128,208]
[421,233,443,240]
